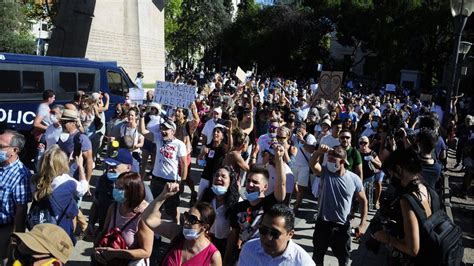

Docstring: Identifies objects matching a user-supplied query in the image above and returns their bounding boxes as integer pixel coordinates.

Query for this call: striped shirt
[0,159,32,225]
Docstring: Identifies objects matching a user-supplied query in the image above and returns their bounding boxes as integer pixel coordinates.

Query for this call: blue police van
[0,53,135,131]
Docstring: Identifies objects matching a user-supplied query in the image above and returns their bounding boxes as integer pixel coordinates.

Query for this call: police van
[0,53,135,131]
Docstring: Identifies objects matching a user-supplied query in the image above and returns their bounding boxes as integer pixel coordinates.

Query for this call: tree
[167,0,232,67]
[0,2,36,54]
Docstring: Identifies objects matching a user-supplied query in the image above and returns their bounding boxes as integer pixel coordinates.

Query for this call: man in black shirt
[224,143,287,265]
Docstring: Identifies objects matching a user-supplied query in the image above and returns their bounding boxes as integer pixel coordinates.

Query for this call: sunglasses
[259,225,282,240]
[359,142,368,145]
[276,136,286,141]
[339,136,351,140]
[183,212,203,225]
[269,125,279,131]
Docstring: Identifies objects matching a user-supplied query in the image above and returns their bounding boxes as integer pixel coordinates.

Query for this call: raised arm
[273,144,287,202]
[310,144,330,176]
[141,183,182,240]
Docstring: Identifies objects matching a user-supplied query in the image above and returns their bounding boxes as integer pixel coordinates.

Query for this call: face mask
[211,185,228,196]
[107,172,120,181]
[326,161,340,173]
[183,228,201,240]
[50,115,58,124]
[0,150,8,163]
[269,132,277,138]
[149,115,159,120]
[371,121,379,128]
[113,188,126,203]
[244,190,260,202]
[60,133,70,142]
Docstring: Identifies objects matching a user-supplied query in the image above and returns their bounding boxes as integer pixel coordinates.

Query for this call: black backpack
[402,187,463,265]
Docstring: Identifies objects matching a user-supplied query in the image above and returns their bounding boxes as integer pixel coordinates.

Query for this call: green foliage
[167,0,232,65]
[0,2,36,54]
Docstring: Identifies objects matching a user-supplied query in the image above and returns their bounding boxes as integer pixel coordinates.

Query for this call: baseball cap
[321,119,331,127]
[162,119,176,131]
[12,224,73,264]
[359,136,369,143]
[148,102,160,110]
[60,109,78,122]
[328,146,350,165]
[213,107,223,114]
[105,148,133,166]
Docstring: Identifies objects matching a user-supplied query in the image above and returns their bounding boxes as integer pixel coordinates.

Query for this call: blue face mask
[183,228,201,240]
[211,185,228,196]
[244,190,260,202]
[107,172,120,181]
[0,150,7,163]
[113,188,126,203]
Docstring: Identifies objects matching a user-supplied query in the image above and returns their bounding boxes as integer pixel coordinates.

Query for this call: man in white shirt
[148,118,187,223]
[238,204,315,266]
[257,118,281,165]
[201,107,222,145]
[290,122,316,211]
[44,104,64,150]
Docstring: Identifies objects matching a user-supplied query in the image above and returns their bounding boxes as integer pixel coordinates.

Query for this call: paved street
[66,151,474,265]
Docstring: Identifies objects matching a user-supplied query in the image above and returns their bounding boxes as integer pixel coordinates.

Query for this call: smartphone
[73,142,82,158]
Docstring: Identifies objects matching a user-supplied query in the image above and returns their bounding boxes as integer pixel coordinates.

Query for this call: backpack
[97,203,141,266]
[26,196,71,230]
[402,187,463,265]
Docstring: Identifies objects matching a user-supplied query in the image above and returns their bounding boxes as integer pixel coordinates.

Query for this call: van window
[22,71,44,93]
[0,70,21,93]
[78,73,95,92]
[59,72,77,92]
[107,71,128,96]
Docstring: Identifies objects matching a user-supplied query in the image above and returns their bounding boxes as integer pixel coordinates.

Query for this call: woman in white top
[120,107,144,172]
[199,167,240,256]
[31,145,89,244]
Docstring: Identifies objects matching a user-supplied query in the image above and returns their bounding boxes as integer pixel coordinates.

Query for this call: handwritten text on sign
[154,81,197,108]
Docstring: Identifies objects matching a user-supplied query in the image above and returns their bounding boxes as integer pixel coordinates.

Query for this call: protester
[142,183,222,265]
[309,145,368,265]
[238,204,314,266]
[224,144,287,265]
[358,136,382,210]
[93,172,153,265]
[31,145,89,244]
[0,130,31,265]
[10,224,74,265]
[32,90,56,170]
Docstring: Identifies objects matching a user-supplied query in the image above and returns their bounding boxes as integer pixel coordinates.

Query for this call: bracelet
[250,157,256,160]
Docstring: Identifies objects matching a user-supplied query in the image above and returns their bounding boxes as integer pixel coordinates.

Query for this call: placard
[154,81,197,108]
[315,71,343,101]
[129,87,145,105]
[236,66,247,83]
[385,84,396,92]
[420,93,433,102]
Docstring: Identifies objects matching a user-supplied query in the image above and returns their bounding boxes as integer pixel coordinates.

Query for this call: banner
[129,87,145,105]
[385,84,396,92]
[154,81,196,108]
[315,71,344,102]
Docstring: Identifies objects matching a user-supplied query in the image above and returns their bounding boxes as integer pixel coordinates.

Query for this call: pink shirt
[162,238,218,266]
[107,201,148,248]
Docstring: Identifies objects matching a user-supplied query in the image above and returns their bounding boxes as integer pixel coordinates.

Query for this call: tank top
[107,201,148,248]
[161,238,218,266]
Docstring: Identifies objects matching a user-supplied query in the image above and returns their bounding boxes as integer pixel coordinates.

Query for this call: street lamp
[444,0,473,127]
[454,41,472,96]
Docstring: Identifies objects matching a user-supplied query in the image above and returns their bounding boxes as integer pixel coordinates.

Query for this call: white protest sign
[315,71,344,101]
[129,87,145,104]
[385,84,396,92]
[154,81,196,108]
[236,67,247,83]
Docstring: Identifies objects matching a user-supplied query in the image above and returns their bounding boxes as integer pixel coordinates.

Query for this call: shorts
[375,171,385,182]
[150,176,182,217]
[292,165,311,187]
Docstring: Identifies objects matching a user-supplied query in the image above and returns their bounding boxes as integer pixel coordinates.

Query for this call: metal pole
[444,15,468,127]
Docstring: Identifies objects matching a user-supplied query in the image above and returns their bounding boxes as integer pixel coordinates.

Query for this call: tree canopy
[0,2,36,54]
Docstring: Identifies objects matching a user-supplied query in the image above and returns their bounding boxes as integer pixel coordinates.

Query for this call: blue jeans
[363,175,375,210]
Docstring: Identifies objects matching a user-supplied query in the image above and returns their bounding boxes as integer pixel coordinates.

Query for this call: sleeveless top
[161,237,218,266]
[107,201,148,248]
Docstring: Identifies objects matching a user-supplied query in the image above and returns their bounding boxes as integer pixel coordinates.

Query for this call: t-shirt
[421,162,442,189]
[265,164,294,196]
[318,167,363,225]
[291,133,316,167]
[36,103,52,127]
[229,194,278,243]
[201,119,217,145]
[45,124,62,150]
[257,133,273,165]
[149,125,187,181]
[345,147,362,172]
[201,143,226,181]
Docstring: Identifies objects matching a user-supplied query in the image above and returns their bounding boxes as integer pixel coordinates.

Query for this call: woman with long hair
[199,167,239,255]
[93,172,153,265]
[31,145,89,244]
[197,123,232,199]
[142,183,221,265]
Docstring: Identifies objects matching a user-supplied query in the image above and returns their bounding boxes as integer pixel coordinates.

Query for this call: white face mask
[50,115,58,124]
[59,133,70,142]
[327,161,340,173]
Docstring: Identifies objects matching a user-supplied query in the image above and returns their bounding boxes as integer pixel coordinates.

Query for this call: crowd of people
[0,70,472,265]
